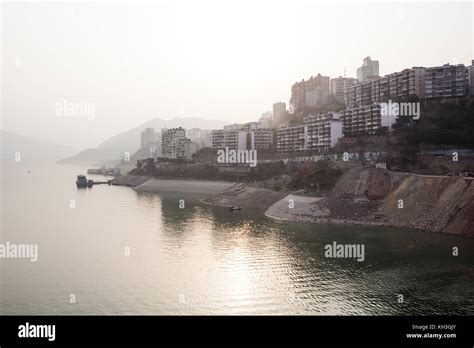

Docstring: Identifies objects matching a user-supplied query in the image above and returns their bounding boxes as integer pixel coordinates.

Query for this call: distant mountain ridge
[58,117,229,166]
[1,130,77,164]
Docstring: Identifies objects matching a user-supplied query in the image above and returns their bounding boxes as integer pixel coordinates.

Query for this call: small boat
[87,179,94,188]
[76,175,88,188]
[230,206,242,211]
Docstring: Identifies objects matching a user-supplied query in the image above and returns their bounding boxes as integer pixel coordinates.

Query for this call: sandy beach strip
[264,194,329,221]
[133,178,235,195]
[265,194,391,228]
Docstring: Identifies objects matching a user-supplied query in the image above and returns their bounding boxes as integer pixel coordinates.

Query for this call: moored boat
[76,175,88,188]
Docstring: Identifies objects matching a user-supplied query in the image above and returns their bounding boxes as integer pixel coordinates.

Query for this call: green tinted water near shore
[1,164,473,314]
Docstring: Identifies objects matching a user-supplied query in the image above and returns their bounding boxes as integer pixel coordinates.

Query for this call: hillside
[202,166,474,237]
[382,175,474,236]
[316,168,474,236]
[0,130,77,164]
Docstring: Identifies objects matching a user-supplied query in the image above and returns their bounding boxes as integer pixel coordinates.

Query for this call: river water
[1,163,473,315]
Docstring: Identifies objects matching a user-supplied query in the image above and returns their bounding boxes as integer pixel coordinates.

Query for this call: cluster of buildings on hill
[288,57,380,113]
[139,57,474,162]
[273,57,474,154]
[208,113,345,156]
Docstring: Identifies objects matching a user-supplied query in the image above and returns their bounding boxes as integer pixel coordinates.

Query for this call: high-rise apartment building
[140,127,159,149]
[304,112,343,152]
[357,56,380,82]
[211,130,224,149]
[304,88,329,108]
[345,67,426,109]
[162,127,197,160]
[341,104,397,137]
[330,77,358,102]
[272,102,286,121]
[276,112,342,154]
[213,123,248,150]
[276,125,306,154]
[186,128,212,149]
[469,60,474,97]
[211,122,273,151]
[223,130,248,150]
[290,73,330,112]
[386,67,426,99]
[424,64,467,98]
[249,128,273,151]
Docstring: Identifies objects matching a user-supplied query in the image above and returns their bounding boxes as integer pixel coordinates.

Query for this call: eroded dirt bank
[382,174,474,236]
[207,168,474,237]
[202,182,288,211]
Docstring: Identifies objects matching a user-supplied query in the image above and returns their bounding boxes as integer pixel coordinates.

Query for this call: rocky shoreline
[110,168,474,237]
[204,168,474,237]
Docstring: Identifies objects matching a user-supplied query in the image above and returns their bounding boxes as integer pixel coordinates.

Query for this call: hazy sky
[2,0,473,148]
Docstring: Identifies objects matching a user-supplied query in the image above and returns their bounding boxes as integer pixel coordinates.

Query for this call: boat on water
[87,179,94,188]
[230,206,242,211]
[76,175,88,188]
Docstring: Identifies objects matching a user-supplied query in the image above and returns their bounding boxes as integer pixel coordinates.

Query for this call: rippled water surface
[1,164,473,314]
